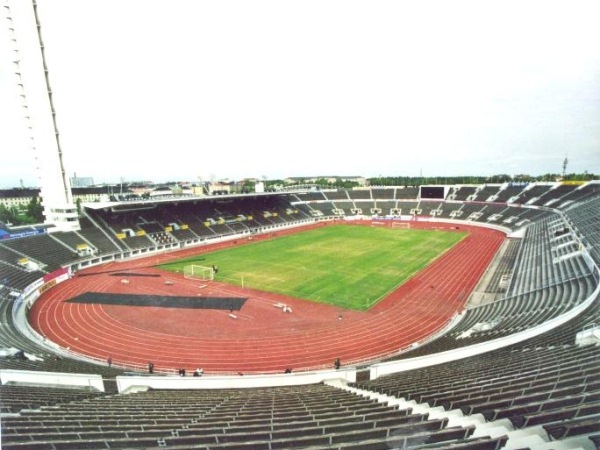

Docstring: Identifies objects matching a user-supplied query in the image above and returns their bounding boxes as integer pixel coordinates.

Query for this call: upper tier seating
[492,185,527,203]
[347,189,372,200]
[323,189,350,200]
[471,185,502,202]
[0,234,78,272]
[562,195,600,265]
[448,186,477,201]
[395,187,419,199]
[531,184,578,207]
[512,183,554,205]
[77,216,126,253]
[292,191,328,202]
[555,182,600,208]
[370,187,396,199]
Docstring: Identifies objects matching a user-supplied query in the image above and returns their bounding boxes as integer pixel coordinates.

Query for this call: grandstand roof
[81,190,299,211]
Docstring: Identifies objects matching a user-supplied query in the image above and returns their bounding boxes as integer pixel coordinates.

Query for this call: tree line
[0,197,44,226]
[265,172,597,189]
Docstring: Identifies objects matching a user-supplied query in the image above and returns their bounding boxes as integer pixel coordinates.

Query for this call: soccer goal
[184,265,214,281]
[392,222,410,229]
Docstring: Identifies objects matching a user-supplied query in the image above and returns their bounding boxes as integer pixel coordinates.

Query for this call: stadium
[2,181,600,450]
[2,2,600,450]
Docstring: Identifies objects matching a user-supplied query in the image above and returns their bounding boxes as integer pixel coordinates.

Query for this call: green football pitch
[159,225,467,311]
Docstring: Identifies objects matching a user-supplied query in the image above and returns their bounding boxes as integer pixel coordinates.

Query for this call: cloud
[1,0,599,187]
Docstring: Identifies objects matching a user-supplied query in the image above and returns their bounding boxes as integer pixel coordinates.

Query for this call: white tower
[4,0,79,231]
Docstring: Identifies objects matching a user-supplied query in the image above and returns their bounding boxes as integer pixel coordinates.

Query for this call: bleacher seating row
[0,383,514,450]
[482,238,521,294]
[354,289,600,449]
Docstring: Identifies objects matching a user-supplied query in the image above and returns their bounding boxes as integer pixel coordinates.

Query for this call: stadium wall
[0,369,105,392]
[116,368,357,394]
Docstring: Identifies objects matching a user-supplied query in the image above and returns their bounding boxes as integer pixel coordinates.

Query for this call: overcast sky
[1,0,599,188]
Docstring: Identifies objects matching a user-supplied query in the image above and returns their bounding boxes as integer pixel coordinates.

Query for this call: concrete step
[533,435,595,450]
[504,427,548,449]
[472,418,513,439]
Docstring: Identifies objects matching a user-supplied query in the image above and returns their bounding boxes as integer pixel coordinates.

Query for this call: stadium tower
[4,0,79,231]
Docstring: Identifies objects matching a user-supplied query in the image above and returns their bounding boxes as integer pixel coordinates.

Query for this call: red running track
[30,221,504,374]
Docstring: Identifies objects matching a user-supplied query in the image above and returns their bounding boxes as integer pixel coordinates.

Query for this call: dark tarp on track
[67,292,246,310]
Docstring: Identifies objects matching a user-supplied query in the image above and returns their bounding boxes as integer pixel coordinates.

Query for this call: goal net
[392,222,410,229]
[184,265,214,281]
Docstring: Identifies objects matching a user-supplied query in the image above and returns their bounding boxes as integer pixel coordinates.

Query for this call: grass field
[159,224,467,311]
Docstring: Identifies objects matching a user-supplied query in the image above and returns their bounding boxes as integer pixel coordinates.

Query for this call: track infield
[29,221,504,374]
[159,224,467,310]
